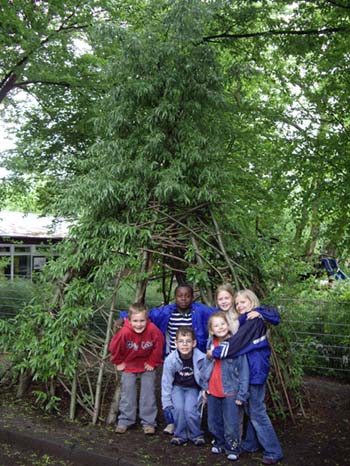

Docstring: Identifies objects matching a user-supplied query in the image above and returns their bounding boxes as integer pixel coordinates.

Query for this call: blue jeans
[207,394,243,455]
[172,385,203,441]
[242,384,283,460]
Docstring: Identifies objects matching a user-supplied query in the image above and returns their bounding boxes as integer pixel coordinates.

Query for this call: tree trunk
[135,250,152,304]
[106,371,121,425]
[16,370,32,398]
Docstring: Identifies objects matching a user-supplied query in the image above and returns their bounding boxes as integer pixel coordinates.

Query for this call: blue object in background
[321,257,348,280]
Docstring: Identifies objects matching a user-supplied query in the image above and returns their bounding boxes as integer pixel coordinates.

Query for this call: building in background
[0,211,69,280]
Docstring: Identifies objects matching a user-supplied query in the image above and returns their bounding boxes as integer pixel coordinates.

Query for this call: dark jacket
[148,302,215,354]
[211,306,280,384]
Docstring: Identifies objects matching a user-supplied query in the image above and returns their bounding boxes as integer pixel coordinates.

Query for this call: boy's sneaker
[143,425,155,435]
[211,445,224,454]
[192,436,205,446]
[227,453,239,461]
[261,457,282,465]
[115,425,127,434]
[170,436,187,446]
[163,423,175,435]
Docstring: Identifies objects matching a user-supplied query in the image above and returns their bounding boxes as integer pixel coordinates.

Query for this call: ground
[0,375,349,466]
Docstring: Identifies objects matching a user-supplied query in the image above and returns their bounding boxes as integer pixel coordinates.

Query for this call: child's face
[217,291,234,312]
[175,287,193,311]
[129,312,148,333]
[175,334,196,357]
[235,295,253,314]
[210,316,230,339]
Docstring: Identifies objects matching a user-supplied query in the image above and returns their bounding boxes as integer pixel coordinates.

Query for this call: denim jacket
[200,336,249,403]
[161,347,206,409]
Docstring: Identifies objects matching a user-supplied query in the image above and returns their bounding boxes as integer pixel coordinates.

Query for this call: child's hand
[116,363,126,371]
[247,310,260,320]
[235,399,243,406]
[206,350,213,360]
[144,363,155,371]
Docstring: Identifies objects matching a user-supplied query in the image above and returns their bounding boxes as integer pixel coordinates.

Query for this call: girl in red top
[201,312,249,461]
[109,303,164,434]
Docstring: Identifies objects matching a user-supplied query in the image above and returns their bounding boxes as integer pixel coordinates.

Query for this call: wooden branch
[69,369,78,421]
[134,251,151,304]
[152,206,225,258]
[93,270,123,424]
[190,235,214,306]
[106,372,121,425]
[325,0,350,8]
[203,26,350,43]
[142,248,189,264]
[15,80,72,89]
[210,211,240,289]
[270,341,295,423]
[58,376,94,418]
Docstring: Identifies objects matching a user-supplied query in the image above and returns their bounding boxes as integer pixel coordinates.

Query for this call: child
[149,284,214,355]
[116,284,214,434]
[201,312,249,461]
[215,283,240,334]
[148,283,215,434]
[109,303,164,435]
[211,289,283,465]
[161,327,206,446]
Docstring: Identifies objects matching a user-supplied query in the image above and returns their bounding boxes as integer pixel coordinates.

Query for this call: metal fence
[277,298,350,379]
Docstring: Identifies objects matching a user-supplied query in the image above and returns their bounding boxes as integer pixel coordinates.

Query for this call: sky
[0,123,15,178]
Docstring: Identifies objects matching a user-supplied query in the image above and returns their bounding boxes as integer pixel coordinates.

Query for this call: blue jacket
[200,336,249,402]
[211,306,280,385]
[161,347,205,409]
[148,302,215,354]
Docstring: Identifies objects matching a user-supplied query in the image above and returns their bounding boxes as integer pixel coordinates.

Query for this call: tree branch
[203,26,350,42]
[325,0,350,8]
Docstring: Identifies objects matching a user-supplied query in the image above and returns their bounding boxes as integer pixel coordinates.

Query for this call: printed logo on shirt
[126,341,154,350]
[127,341,139,350]
[177,365,194,378]
[141,341,154,349]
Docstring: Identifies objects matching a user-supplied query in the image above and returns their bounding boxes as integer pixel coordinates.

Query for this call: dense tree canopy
[1,0,350,289]
[1,0,350,421]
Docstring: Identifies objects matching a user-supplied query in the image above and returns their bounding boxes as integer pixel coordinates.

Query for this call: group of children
[109,284,283,465]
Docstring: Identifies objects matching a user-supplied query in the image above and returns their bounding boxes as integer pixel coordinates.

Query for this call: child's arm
[248,305,280,325]
[161,358,175,409]
[109,330,127,367]
[210,318,267,360]
[145,326,165,370]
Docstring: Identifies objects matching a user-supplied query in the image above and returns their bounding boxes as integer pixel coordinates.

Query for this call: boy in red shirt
[109,303,164,434]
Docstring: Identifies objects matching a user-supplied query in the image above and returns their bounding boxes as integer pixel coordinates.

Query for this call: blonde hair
[234,289,260,312]
[216,284,239,335]
[208,311,230,336]
[128,303,148,319]
[215,283,235,301]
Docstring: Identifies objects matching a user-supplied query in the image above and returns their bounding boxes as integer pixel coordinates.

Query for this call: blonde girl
[215,284,240,335]
[210,289,283,465]
[201,311,249,461]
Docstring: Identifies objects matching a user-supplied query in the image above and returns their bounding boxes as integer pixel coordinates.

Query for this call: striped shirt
[167,308,192,353]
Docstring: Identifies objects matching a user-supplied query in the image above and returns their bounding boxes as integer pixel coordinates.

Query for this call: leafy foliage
[1,0,350,413]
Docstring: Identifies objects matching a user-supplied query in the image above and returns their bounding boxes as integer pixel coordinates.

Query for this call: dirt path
[0,375,349,466]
